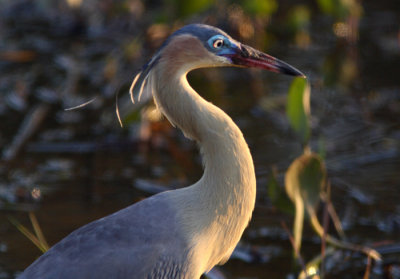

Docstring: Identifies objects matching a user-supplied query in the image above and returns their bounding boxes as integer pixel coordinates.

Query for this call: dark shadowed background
[0,0,399,278]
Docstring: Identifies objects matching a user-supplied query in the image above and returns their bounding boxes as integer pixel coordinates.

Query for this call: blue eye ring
[208,35,227,49]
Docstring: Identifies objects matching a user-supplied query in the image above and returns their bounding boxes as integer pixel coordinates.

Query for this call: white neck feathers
[148,35,257,274]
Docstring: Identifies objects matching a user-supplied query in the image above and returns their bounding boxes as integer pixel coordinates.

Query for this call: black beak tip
[280,65,306,78]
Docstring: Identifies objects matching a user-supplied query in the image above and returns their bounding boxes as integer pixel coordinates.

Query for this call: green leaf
[287,5,311,32]
[318,136,326,160]
[267,167,295,215]
[284,152,326,256]
[316,0,352,19]
[286,77,310,145]
[241,0,278,16]
[316,0,337,15]
[267,167,280,202]
[173,0,214,18]
[285,152,326,210]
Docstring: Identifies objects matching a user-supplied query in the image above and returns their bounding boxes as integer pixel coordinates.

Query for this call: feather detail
[64,97,97,111]
[137,74,149,102]
[129,72,141,104]
[115,89,124,127]
[129,55,160,104]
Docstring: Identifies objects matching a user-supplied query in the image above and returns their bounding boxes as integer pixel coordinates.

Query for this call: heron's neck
[152,68,256,270]
[153,70,256,194]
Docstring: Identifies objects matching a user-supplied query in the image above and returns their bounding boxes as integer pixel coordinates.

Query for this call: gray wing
[18,192,191,279]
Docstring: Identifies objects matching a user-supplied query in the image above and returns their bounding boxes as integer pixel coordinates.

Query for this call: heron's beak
[224,43,306,78]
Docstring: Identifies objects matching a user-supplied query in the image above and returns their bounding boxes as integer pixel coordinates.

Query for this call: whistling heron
[19,24,304,279]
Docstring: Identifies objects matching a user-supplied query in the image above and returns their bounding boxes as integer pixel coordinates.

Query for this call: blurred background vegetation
[0,0,399,278]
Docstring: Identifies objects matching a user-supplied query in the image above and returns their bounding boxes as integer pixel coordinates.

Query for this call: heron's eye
[212,39,224,49]
[207,35,228,50]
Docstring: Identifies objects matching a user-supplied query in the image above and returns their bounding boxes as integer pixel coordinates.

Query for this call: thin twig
[321,182,345,239]
[321,197,330,278]
[29,212,49,251]
[320,180,332,278]
[363,255,372,279]
[308,205,381,261]
[2,104,50,161]
[281,221,307,276]
[326,199,346,239]
[8,216,47,253]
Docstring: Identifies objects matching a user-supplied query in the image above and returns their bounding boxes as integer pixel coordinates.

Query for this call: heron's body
[19,24,303,279]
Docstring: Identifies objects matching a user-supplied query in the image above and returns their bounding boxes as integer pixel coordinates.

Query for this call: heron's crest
[129,54,160,104]
[115,53,160,127]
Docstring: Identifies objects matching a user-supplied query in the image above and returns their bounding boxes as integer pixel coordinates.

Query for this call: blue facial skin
[144,24,242,72]
[164,24,242,58]
[207,35,241,58]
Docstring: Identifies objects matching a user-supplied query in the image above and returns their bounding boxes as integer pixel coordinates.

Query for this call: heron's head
[158,24,305,75]
[130,24,305,103]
